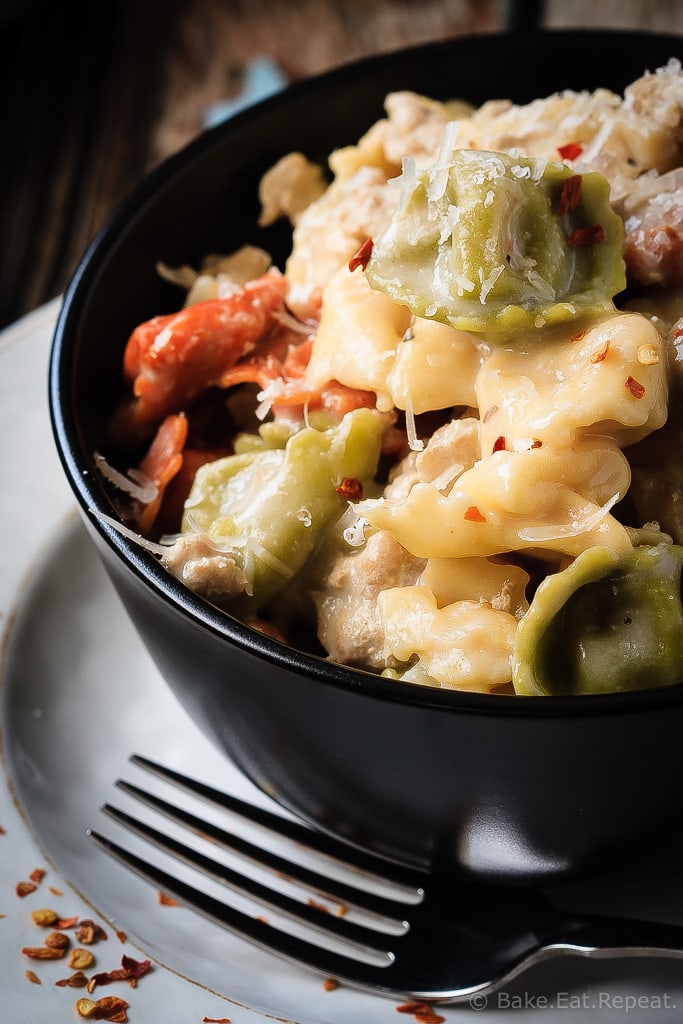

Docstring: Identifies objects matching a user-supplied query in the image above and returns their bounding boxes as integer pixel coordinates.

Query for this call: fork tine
[114,778,415,923]
[100,802,405,949]
[130,754,426,891]
[88,829,400,992]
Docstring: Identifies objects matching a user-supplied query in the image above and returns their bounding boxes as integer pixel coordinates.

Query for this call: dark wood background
[2,0,682,331]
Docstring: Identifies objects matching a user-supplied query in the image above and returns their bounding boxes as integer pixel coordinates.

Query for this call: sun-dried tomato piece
[348,237,374,272]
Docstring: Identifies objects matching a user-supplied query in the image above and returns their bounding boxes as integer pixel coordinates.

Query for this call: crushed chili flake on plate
[55,915,79,929]
[395,1001,446,1024]
[56,970,90,988]
[21,945,66,959]
[16,881,38,898]
[77,919,108,943]
[157,891,179,906]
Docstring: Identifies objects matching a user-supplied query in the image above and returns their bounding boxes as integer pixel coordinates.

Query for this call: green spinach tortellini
[181,407,387,612]
[513,544,683,695]
[365,149,626,333]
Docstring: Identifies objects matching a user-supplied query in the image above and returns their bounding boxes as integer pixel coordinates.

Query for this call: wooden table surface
[2,0,682,331]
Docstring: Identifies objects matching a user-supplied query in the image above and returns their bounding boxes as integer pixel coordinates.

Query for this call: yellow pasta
[476,311,668,451]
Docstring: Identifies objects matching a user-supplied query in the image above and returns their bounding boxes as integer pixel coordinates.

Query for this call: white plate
[2,302,683,1022]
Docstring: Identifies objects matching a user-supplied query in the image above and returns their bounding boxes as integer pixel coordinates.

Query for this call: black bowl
[49,29,683,881]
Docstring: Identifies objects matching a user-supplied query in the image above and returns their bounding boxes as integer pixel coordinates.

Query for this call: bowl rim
[49,27,683,719]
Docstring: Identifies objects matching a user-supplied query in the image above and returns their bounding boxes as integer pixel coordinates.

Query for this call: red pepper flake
[570,329,587,342]
[590,339,610,363]
[16,882,37,898]
[625,375,646,399]
[0,825,6,835]
[464,505,486,523]
[48,886,64,897]
[557,174,582,217]
[492,435,506,453]
[90,995,129,1021]
[120,954,152,980]
[566,224,605,247]
[557,141,583,161]
[395,1003,446,1024]
[29,868,46,884]
[56,971,89,988]
[25,969,42,985]
[348,237,373,272]
[56,916,80,930]
[115,930,127,944]
[336,477,363,501]
[77,919,108,943]
[157,892,178,906]
[87,955,152,992]
[323,977,340,991]
[202,1018,232,1023]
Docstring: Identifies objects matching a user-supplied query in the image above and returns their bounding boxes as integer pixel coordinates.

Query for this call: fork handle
[560,913,683,959]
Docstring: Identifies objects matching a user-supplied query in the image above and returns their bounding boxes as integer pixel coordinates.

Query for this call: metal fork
[89,755,683,1005]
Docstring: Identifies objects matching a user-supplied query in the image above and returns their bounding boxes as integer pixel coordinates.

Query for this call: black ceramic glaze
[49,30,683,881]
